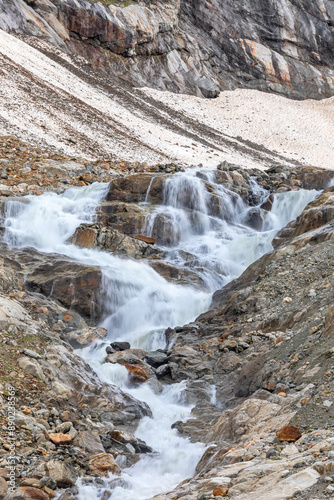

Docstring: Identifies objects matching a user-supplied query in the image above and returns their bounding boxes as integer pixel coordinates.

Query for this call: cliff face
[181,0,334,98]
[0,0,334,98]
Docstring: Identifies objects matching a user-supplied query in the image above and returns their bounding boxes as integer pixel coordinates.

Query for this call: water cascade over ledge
[3,168,319,500]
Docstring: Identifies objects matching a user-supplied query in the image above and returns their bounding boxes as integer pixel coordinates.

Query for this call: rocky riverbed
[0,136,333,500]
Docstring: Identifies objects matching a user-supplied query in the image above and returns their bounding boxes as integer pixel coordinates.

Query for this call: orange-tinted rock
[276,425,302,442]
[42,486,57,498]
[278,392,287,397]
[134,234,156,244]
[88,453,121,476]
[7,487,49,499]
[19,478,41,488]
[72,227,96,248]
[49,433,72,445]
[125,363,151,383]
[213,487,229,497]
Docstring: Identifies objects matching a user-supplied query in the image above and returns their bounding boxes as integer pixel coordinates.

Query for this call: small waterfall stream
[3,168,319,500]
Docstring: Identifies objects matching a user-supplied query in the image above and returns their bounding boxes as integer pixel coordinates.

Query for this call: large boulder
[25,260,102,321]
[4,487,49,500]
[72,431,105,455]
[97,202,148,236]
[106,175,166,204]
[71,223,156,259]
[88,453,121,476]
[61,326,108,348]
[43,461,78,488]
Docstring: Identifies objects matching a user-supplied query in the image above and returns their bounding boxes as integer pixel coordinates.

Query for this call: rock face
[25,260,102,321]
[1,0,334,99]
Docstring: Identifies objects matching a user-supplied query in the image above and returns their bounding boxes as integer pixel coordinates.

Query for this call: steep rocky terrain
[1,0,334,99]
[0,137,333,499]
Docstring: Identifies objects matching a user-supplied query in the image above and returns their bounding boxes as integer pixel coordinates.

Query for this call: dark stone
[145,351,168,368]
[40,477,57,490]
[243,208,267,231]
[111,342,131,352]
[156,364,171,379]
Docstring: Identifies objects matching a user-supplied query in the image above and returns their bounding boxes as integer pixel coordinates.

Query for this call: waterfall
[3,169,320,500]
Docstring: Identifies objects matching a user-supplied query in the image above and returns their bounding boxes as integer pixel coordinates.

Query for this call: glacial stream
[3,168,319,500]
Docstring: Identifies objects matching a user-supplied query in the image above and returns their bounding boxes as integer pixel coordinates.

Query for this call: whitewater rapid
[3,168,319,500]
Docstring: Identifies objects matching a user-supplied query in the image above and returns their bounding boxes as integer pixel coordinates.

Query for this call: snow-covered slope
[0,29,333,170]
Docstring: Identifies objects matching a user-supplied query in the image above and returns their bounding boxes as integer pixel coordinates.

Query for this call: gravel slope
[0,29,333,170]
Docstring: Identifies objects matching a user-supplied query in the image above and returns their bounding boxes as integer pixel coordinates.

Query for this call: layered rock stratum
[1,0,334,99]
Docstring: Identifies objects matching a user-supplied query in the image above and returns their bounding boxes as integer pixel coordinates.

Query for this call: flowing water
[3,168,319,500]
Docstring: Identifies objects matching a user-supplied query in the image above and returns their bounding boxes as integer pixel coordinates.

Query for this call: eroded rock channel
[0,161,334,500]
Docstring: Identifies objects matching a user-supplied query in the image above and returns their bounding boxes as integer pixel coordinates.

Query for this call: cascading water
[3,169,320,500]
[144,169,318,291]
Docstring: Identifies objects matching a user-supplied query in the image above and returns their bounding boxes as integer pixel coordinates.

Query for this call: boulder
[297,167,334,190]
[44,461,78,488]
[62,327,108,348]
[213,488,228,497]
[71,224,155,259]
[156,364,171,378]
[125,364,151,384]
[134,234,156,244]
[58,493,76,500]
[145,351,168,368]
[88,453,121,475]
[98,202,147,236]
[325,306,334,336]
[148,212,181,246]
[243,208,267,231]
[72,431,105,455]
[25,260,102,321]
[196,77,220,99]
[150,261,207,289]
[273,187,334,248]
[206,398,285,443]
[106,351,144,366]
[276,425,302,442]
[106,175,166,204]
[18,357,45,381]
[48,433,72,445]
[5,487,49,499]
[111,342,131,352]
